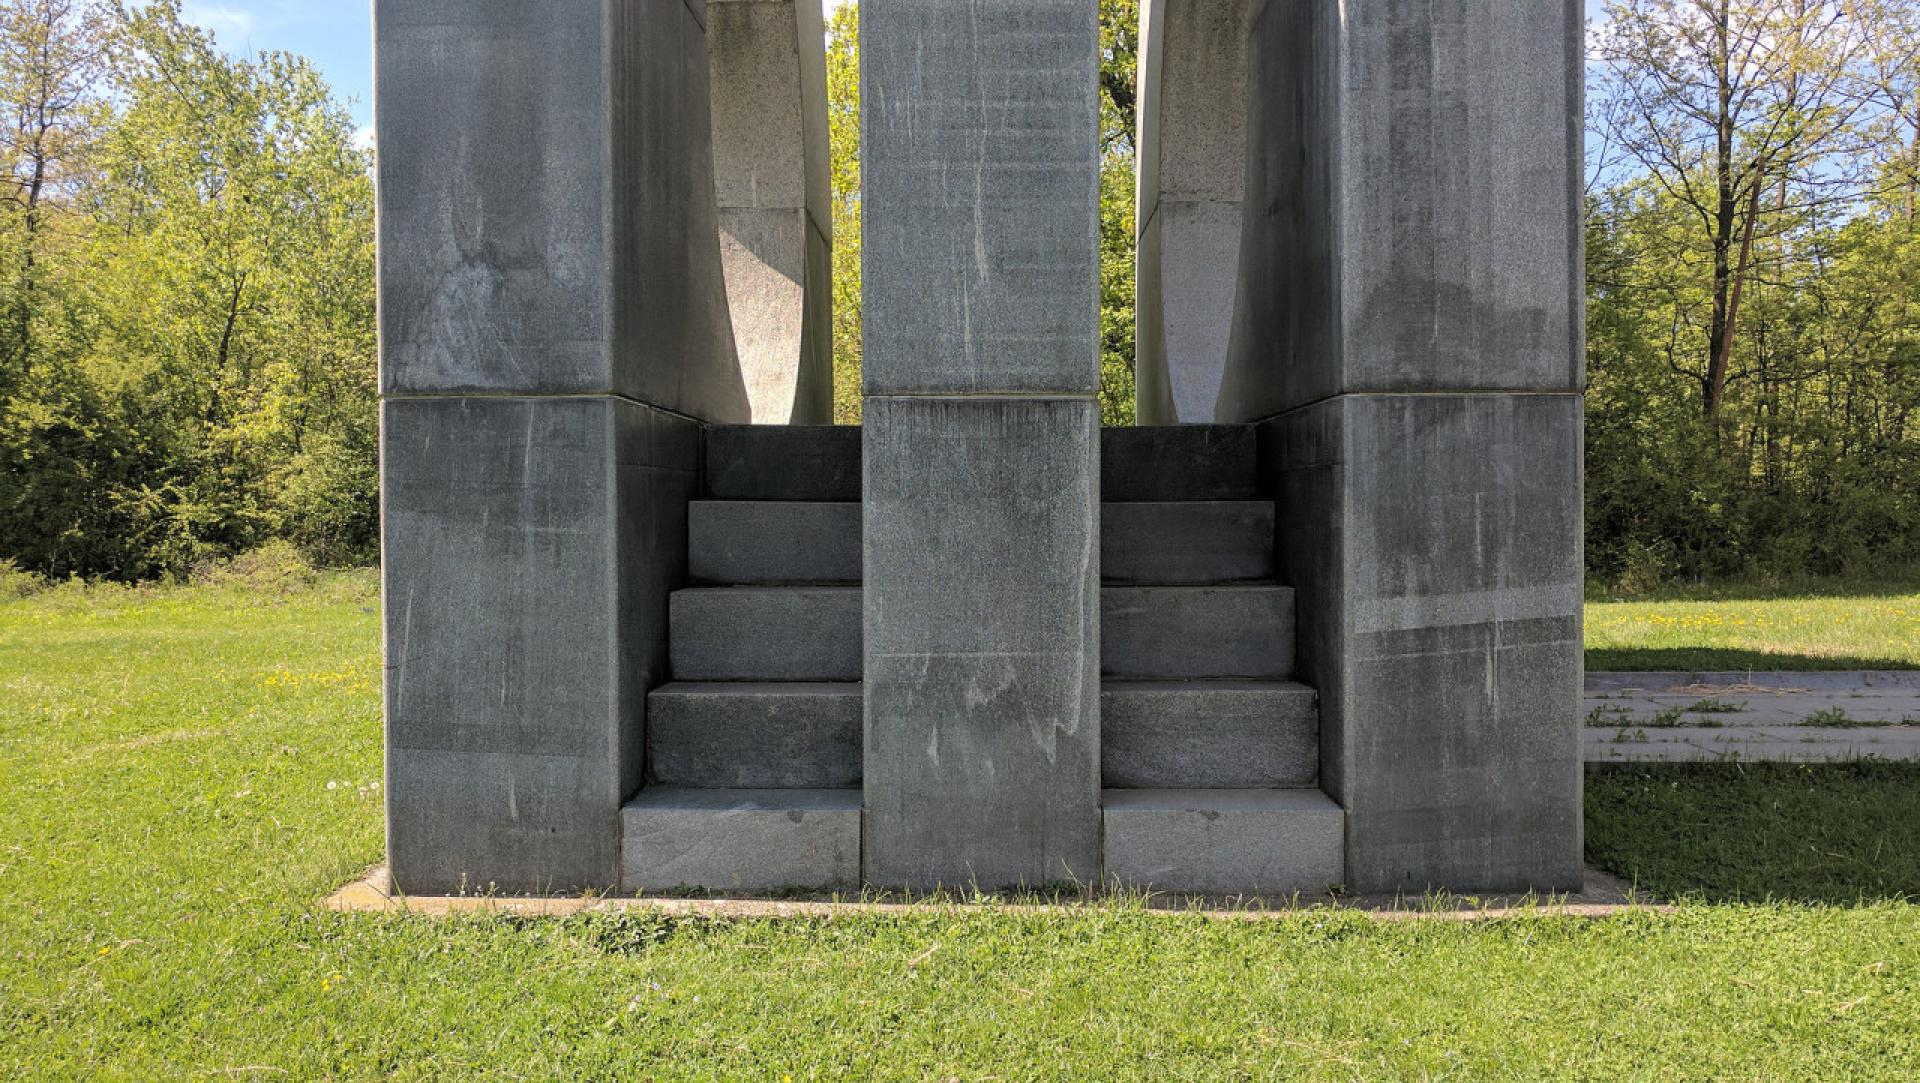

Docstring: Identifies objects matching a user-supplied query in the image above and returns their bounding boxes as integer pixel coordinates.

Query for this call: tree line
[4,0,1917,588]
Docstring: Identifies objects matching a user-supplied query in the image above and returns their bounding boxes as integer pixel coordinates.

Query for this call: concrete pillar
[376,0,745,893]
[861,0,1103,889]
[1134,0,1249,425]
[1223,0,1586,891]
[708,0,834,423]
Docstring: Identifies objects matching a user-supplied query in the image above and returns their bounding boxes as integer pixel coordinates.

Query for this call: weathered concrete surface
[375,0,746,418]
[1103,789,1345,894]
[1223,0,1586,893]
[1262,395,1585,893]
[708,0,833,423]
[1586,725,1920,763]
[688,501,862,585]
[669,586,861,681]
[861,0,1103,890]
[1586,671,1920,727]
[1221,0,1584,417]
[1134,0,1250,424]
[621,787,861,892]
[863,397,1102,889]
[1102,585,1295,679]
[861,0,1102,395]
[382,397,699,893]
[1103,680,1318,787]
[646,682,862,787]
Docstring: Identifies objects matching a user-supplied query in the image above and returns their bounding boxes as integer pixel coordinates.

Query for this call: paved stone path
[1585,671,1920,763]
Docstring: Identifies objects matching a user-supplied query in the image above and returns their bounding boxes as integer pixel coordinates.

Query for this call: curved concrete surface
[708,0,834,424]
[1134,0,1250,425]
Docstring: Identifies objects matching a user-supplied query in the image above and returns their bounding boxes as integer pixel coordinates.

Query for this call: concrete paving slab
[1585,671,1920,732]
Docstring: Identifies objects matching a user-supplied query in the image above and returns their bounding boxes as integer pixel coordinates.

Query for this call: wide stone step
[1103,680,1317,787]
[689,499,1274,586]
[1102,426,1257,502]
[1102,585,1295,679]
[620,787,860,892]
[1101,502,1274,584]
[1102,788,1344,895]
[689,502,862,585]
[704,425,860,501]
[669,587,862,681]
[647,682,862,787]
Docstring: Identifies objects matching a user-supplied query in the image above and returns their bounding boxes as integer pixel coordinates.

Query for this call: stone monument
[375,0,1584,897]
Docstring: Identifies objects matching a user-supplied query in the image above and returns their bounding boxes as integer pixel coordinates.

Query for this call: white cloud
[182,3,257,40]
[352,125,375,153]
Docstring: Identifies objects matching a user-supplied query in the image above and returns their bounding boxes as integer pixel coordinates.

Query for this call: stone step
[1103,680,1317,787]
[687,499,1273,586]
[1101,502,1274,584]
[1102,426,1257,502]
[1102,788,1345,895]
[620,787,861,892]
[1102,585,1295,679]
[669,587,862,681]
[647,682,862,787]
[672,586,1294,682]
[704,425,860,501]
[689,501,862,585]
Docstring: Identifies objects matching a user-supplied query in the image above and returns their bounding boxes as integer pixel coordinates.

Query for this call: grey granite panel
[1220,0,1582,418]
[669,586,862,680]
[1101,502,1275,585]
[646,682,862,787]
[861,0,1101,394]
[382,396,700,893]
[621,787,860,891]
[1102,680,1318,788]
[863,397,1101,889]
[689,501,860,585]
[377,0,747,418]
[1103,788,1345,894]
[1102,585,1295,679]
[1262,394,1583,893]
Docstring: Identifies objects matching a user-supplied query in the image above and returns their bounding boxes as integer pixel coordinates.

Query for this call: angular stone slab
[1102,585,1295,679]
[382,396,700,893]
[669,587,861,681]
[620,787,861,892]
[374,0,746,417]
[1103,788,1345,894]
[1102,425,1257,501]
[861,0,1102,395]
[1102,502,1275,585]
[704,425,861,501]
[1103,680,1318,787]
[863,397,1101,889]
[646,682,862,787]
[689,501,861,585]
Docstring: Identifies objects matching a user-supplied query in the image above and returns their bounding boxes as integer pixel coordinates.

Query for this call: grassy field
[2,576,1918,1077]
[1586,576,1920,670]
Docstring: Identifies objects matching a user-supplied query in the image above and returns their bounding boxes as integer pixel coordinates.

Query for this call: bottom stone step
[1102,788,1344,895]
[620,787,860,893]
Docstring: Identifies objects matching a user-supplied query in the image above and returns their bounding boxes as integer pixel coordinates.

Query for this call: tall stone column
[861,0,1103,888]
[376,0,746,893]
[1222,0,1586,891]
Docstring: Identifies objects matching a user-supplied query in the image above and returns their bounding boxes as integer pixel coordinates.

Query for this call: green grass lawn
[1586,577,1920,670]
[3,576,1918,1078]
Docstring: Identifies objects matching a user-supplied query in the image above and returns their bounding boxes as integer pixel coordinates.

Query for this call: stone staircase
[620,424,1345,894]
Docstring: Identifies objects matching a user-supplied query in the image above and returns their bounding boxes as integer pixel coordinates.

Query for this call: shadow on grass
[1586,647,1920,673]
[1585,761,1920,905]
